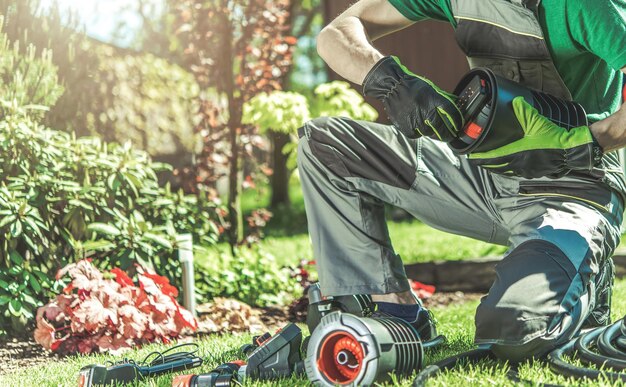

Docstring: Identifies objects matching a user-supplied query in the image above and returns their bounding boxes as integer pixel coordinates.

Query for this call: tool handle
[143,356,203,376]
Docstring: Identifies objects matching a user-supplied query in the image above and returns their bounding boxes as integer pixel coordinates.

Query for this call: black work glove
[363,56,463,141]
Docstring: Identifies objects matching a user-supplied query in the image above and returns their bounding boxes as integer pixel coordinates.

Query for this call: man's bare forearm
[316,0,414,85]
[317,17,384,85]
[591,68,626,153]
[591,102,626,153]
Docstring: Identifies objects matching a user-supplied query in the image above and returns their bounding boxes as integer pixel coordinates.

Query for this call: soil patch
[423,291,483,309]
[0,336,60,375]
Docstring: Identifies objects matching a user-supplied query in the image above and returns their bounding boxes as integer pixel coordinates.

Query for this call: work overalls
[297,0,625,360]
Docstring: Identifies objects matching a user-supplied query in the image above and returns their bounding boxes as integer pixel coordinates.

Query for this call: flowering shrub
[34,260,197,355]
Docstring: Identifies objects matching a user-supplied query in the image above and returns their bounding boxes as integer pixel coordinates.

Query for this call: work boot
[372,295,438,342]
[582,257,615,329]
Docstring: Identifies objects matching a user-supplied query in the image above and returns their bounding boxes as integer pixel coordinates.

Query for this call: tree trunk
[270,131,291,208]
[224,15,242,255]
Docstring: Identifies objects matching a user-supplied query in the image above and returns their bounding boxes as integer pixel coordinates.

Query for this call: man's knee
[475,240,585,362]
[475,302,556,362]
[490,338,553,363]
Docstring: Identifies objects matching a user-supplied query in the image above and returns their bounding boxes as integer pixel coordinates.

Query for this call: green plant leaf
[8,299,22,316]
[142,232,173,249]
[9,250,24,265]
[10,220,22,237]
[0,214,16,228]
[22,104,50,111]
[28,275,41,293]
[88,223,121,237]
[82,239,116,251]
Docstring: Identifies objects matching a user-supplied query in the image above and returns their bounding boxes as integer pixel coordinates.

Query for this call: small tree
[243,81,378,205]
[310,81,378,119]
[243,91,309,207]
[174,0,296,251]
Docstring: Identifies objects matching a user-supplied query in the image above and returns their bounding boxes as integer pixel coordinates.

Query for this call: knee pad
[475,240,584,360]
[491,338,553,363]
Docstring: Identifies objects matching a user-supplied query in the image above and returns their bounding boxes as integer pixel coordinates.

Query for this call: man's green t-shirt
[387,0,626,122]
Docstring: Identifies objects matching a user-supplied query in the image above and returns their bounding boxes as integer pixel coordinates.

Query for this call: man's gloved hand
[363,56,463,141]
[468,96,603,179]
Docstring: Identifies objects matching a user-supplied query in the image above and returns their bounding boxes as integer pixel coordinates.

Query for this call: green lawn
[197,222,507,268]
[5,279,626,386]
[201,179,508,268]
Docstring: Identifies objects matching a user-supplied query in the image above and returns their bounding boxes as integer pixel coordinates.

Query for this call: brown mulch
[0,291,478,376]
[195,298,290,336]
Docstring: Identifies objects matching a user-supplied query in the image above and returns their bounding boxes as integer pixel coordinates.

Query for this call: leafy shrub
[0,10,222,336]
[310,81,378,120]
[196,247,300,307]
[0,111,222,335]
[0,15,64,119]
[34,260,197,355]
[243,91,311,134]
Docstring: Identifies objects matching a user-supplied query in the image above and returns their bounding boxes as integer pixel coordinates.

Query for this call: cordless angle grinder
[449,67,588,154]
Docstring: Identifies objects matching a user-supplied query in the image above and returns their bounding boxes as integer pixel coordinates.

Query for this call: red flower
[34,315,56,350]
[139,272,179,298]
[111,268,134,288]
[35,259,196,355]
[409,280,436,299]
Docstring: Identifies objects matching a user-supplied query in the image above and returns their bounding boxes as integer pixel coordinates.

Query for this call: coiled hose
[414,317,626,386]
[547,316,626,382]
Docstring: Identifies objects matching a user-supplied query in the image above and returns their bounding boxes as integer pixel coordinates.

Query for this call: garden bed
[4,279,626,386]
[0,290,482,378]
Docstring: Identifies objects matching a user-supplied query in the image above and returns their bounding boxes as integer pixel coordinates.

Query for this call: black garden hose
[547,317,626,383]
[412,348,494,386]
[414,316,626,386]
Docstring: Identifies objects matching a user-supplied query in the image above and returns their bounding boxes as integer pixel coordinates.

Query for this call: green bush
[0,109,223,335]
[0,24,220,333]
[310,81,378,120]
[0,2,200,161]
[0,18,63,118]
[196,247,299,307]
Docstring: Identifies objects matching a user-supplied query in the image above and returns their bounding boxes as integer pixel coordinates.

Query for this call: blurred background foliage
[0,0,381,336]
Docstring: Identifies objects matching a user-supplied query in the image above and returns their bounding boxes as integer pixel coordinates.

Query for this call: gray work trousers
[296,116,624,361]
